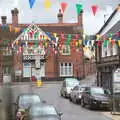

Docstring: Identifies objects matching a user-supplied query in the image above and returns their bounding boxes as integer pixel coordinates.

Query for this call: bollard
[37,80,43,87]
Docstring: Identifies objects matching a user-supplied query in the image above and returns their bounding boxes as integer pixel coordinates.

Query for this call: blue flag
[29,0,36,9]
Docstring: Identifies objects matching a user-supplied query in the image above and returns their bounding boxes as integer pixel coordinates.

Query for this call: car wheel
[69,96,72,101]
[81,98,85,107]
[60,92,63,97]
[89,101,94,110]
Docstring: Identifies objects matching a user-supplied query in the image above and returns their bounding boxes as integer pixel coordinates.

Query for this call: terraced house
[96,4,120,91]
[0,8,96,83]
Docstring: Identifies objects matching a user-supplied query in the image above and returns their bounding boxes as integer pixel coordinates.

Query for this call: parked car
[60,78,79,98]
[69,85,87,104]
[81,86,112,110]
[26,104,63,120]
[13,93,42,117]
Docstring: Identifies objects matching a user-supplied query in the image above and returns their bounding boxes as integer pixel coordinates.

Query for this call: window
[23,63,31,77]
[3,48,12,56]
[62,45,70,55]
[59,62,73,77]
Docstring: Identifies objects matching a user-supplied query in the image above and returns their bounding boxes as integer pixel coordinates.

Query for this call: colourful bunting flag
[76,4,83,15]
[61,2,68,13]
[44,0,51,8]
[91,5,98,16]
[118,40,120,47]
[29,0,36,9]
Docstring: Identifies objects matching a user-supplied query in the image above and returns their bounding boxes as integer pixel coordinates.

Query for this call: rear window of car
[19,95,41,106]
[65,78,79,81]
[91,88,111,95]
[66,81,79,87]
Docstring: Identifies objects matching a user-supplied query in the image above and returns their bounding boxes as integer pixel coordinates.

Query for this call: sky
[0,0,119,35]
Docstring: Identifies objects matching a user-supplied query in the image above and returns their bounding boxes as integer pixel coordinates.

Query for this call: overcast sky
[0,0,119,35]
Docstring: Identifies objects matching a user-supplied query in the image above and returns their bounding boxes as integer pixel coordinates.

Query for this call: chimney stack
[78,10,83,26]
[11,8,19,26]
[1,16,7,25]
[57,9,63,23]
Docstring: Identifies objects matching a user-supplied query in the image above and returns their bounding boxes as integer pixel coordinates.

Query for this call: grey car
[27,104,63,120]
[69,85,87,104]
[60,78,79,98]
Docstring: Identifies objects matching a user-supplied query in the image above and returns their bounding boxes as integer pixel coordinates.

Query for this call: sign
[113,68,120,93]
[113,68,120,82]
[35,59,40,68]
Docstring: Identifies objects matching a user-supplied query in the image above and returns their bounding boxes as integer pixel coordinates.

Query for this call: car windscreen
[19,95,41,108]
[91,88,110,95]
[66,81,79,87]
[30,106,57,117]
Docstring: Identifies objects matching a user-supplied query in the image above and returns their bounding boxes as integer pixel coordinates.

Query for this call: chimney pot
[1,16,7,25]
[57,9,63,23]
[11,8,19,26]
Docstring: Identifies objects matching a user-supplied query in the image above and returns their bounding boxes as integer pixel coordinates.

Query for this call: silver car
[69,85,87,104]
[60,78,79,98]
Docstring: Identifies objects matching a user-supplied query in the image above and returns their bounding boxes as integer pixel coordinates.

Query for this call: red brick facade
[0,8,96,82]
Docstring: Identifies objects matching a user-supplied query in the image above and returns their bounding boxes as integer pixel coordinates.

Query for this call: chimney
[57,9,63,23]
[11,8,19,26]
[78,10,83,26]
[1,16,7,25]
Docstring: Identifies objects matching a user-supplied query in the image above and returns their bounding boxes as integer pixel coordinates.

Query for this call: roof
[98,4,120,34]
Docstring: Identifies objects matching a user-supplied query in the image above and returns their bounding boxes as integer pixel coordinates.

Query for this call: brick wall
[84,60,96,77]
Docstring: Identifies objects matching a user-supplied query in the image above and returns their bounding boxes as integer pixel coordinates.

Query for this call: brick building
[0,8,96,82]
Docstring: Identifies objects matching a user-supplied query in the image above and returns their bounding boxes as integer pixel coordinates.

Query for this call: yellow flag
[75,41,78,47]
[9,25,13,32]
[44,0,51,8]
[118,40,120,47]
[15,27,20,33]
[53,33,57,37]
[78,40,82,45]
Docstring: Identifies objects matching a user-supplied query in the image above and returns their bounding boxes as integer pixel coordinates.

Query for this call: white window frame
[59,62,73,77]
[62,45,71,55]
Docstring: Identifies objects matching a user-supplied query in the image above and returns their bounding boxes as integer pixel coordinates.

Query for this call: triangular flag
[118,40,120,47]
[44,0,51,8]
[29,0,36,9]
[91,5,98,16]
[61,2,68,13]
[76,4,83,15]
[15,27,20,33]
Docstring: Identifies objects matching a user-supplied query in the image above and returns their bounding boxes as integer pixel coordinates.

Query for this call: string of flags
[28,0,99,16]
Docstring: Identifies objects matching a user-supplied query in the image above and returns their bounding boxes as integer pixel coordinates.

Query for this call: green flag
[76,4,83,15]
[103,40,108,47]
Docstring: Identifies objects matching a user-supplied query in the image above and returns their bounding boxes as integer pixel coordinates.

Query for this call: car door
[84,87,90,104]
[72,86,78,99]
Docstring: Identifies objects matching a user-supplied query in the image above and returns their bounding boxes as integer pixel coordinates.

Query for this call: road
[0,82,111,120]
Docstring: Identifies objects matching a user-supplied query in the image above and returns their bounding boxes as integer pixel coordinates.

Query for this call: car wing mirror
[58,112,63,116]
[42,100,46,103]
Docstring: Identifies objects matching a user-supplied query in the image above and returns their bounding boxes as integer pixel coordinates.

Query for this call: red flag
[91,5,98,16]
[61,2,68,13]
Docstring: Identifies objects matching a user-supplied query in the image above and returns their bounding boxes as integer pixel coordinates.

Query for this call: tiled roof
[98,4,120,34]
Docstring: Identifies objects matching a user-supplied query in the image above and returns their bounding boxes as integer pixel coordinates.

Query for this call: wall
[84,60,96,77]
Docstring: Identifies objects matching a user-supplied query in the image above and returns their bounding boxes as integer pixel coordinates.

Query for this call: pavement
[103,112,120,120]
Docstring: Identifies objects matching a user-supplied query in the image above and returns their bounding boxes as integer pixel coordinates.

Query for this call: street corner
[102,112,120,120]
